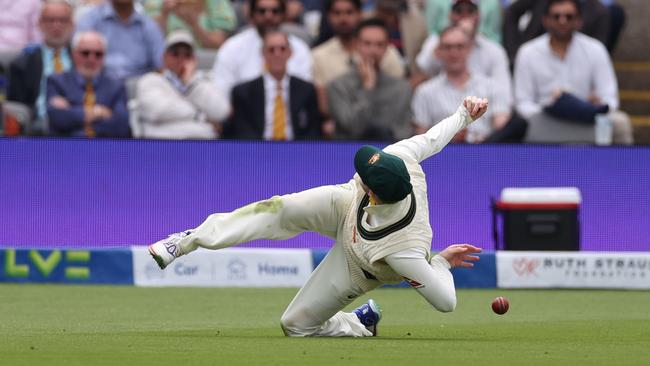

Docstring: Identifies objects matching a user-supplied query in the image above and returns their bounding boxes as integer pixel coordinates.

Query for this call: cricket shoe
[353,299,382,336]
[148,230,193,270]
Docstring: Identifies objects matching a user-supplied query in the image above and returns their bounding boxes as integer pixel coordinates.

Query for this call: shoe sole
[148,245,168,270]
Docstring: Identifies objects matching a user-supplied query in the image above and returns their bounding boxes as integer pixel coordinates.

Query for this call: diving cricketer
[149,96,488,337]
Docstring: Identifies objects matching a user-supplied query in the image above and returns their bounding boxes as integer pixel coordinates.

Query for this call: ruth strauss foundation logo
[513,258,540,276]
[510,255,650,281]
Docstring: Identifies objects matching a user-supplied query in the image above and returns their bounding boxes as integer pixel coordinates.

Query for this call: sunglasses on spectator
[78,50,104,59]
[550,12,577,21]
[264,45,289,54]
[255,6,282,15]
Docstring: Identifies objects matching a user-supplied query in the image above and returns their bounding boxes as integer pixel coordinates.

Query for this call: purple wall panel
[1,138,649,251]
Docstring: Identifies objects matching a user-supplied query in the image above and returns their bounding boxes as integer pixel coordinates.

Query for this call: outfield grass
[1,285,649,365]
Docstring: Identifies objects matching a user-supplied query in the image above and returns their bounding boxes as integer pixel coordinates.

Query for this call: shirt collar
[74,69,102,87]
[263,72,289,90]
[362,193,412,230]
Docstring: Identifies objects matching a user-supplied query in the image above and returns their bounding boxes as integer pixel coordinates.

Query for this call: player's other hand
[463,96,488,121]
[439,244,482,268]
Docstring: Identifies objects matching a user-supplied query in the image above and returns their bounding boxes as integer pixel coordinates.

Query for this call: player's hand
[439,244,482,268]
[463,96,488,121]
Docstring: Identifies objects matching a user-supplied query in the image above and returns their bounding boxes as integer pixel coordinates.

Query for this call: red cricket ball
[492,296,509,315]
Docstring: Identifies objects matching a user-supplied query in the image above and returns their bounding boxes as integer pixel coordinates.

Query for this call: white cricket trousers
[175,185,457,337]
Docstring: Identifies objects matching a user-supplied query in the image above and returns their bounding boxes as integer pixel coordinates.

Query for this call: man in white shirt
[514,0,633,144]
[413,26,524,143]
[415,0,512,107]
[136,31,230,139]
[149,95,488,337]
[212,0,312,101]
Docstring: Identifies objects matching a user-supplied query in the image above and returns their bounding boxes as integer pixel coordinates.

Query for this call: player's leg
[280,241,382,337]
[384,248,457,312]
[149,184,351,269]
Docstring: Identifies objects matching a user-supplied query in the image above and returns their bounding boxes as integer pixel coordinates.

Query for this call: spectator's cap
[452,0,479,8]
[354,145,412,203]
[165,30,195,50]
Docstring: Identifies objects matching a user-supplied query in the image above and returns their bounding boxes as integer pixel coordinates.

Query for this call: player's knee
[433,295,457,313]
[280,313,304,337]
[280,309,320,337]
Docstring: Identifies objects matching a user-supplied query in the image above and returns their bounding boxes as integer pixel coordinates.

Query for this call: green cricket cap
[354,145,412,203]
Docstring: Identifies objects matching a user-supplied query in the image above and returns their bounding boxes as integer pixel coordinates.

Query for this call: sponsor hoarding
[497,251,650,289]
[0,248,133,284]
[133,247,313,287]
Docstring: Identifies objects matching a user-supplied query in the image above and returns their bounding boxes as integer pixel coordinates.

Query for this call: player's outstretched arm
[384,96,489,163]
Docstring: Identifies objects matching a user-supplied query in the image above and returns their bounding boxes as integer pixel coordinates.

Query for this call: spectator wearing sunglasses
[212,0,312,102]
[503,0,610,65]
[136,30,230,139]
[224,30,321,140]
[46,30,130,137]
[513,0,632,144]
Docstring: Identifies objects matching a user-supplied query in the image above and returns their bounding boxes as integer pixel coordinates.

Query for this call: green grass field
[1,285,649,365]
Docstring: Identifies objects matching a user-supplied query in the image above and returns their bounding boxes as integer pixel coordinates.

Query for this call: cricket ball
[492,296,509,315]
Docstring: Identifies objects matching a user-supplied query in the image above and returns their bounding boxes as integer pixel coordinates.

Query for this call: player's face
[252,0,285,31]
[356,26,388,65]
[39,3,74,49]
[438,28,471,74]
[263,33,292,75]
[328,0,361,39]
[72,35,105,79]
[543,1,581,41]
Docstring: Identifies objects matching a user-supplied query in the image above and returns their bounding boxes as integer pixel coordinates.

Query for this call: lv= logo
[4,249,91,280]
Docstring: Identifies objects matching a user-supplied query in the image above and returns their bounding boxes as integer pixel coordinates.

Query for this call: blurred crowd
[0,0,633,144]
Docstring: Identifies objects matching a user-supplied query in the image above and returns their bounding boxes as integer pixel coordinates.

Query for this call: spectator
[0,0,42,51]
[76,0,165,81]
[47,31,130,137]
[328,18,413,141]
[212,0,312,101]
[313,0,405,87]
[312,0,404,136]
[412,26,525,143]
[503,0,609,64]
[416,0,512,106]
[514,0,632,144]
[280,0,314,44]
[137,31,230,139]
[373,0,428,75]
[225,30,321,140]
[8,0,75,134]
[144,0,237,49]
[425,0,502,43]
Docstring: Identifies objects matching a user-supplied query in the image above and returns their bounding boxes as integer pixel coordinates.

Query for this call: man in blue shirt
[76,0,165,81]
[46,31,130,138]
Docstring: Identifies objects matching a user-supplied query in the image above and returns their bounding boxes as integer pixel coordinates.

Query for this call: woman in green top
[145,0,237,49]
